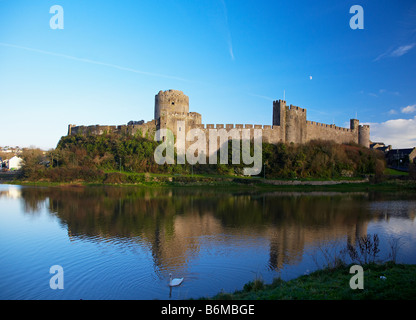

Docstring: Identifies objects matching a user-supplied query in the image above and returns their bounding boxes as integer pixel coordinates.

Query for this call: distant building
[8,156,23,170]
[370,142,392,153]
[1,146,23,154]
[386,148,416,170]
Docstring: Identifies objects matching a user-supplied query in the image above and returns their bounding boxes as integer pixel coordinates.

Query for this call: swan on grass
[169,273,184,287]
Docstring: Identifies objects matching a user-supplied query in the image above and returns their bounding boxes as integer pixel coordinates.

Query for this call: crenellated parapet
[155,89,189,121]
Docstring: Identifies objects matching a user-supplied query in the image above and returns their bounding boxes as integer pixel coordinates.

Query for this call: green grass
[7,170,416,193]
[202,262,416,300]
[103,170,254,180]
[384,168,409,176]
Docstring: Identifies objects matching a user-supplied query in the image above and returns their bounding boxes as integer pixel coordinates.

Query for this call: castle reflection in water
[4,185,415,272]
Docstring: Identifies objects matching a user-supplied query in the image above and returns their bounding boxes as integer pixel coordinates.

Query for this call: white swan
[169,273,184,287]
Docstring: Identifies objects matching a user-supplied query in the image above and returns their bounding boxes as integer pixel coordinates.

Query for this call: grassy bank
[6,171,416,192]
[384,168,409,176]
[204,262,416,300]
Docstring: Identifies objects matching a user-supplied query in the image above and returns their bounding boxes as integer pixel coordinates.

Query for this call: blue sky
[1,0,415,149]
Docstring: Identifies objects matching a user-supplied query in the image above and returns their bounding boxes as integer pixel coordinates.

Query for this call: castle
[68,89,370,148]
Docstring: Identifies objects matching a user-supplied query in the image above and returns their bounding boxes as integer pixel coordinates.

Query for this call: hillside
[18,133,386,183]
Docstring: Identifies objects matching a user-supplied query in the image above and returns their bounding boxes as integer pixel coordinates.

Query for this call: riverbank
[3,171,416,192]
[202,262,416,300]
[0,171,21,182]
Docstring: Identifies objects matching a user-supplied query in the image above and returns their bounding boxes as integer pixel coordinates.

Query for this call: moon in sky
[309,75,313,80]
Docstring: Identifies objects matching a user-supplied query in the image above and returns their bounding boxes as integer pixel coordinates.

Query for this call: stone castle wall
[67,90,370,149]
[68,120,157,139]
[306,121,357,145]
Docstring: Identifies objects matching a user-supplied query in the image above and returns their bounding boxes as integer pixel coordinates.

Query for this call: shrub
[22,135,386,182]
[409,163,416,180]
[103,172,126,184]
[344,234,380,264]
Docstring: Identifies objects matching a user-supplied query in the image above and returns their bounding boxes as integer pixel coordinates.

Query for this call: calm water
[0,184,415,300]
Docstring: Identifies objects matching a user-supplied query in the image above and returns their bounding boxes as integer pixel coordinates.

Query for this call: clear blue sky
[1,0,415,149]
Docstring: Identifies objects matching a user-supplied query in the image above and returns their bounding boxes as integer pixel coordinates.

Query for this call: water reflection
[7,186,415,274]
[0,185,21,199]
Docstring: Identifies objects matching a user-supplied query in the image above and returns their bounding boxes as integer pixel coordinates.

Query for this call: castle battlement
[306,121,353,132]
[156,90,189,104]
[68,90,370,148]
[195,124,280,130]
[289,105,306,112]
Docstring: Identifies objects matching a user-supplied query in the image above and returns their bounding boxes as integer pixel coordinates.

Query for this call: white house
[8,156,23,170]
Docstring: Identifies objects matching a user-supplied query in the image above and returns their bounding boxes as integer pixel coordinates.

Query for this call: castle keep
[68,89,370,148]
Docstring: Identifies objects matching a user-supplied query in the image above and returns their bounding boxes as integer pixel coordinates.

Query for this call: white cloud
[367,116,416,148]
[401,104,416,114]
[0,42,189,81]
[391,44,415,57]
[219,0,234,60]
[384,104,415,116]
[374,43,415,61]
[248,93,274,101]
[365,89,400,98]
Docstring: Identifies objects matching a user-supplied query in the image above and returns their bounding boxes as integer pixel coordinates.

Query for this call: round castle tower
[154,90,189,120]
[350,119,370,148]
[359,125,370,148]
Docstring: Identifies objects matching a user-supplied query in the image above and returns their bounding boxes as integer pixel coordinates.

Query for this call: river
[0,184,415,300]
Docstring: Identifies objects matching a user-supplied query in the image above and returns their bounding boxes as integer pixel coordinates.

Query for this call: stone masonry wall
[306,121,358,145]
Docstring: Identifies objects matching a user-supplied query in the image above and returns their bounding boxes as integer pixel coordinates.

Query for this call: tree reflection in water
[8,185,413,274]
